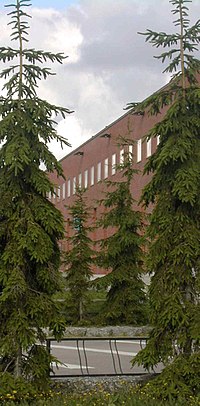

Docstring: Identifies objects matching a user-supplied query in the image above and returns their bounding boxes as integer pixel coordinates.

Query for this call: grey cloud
[39,0,200,140]
[64,0,200,123]
[0,0,199,158]
[68,0,199,73]
[68,0,173,70]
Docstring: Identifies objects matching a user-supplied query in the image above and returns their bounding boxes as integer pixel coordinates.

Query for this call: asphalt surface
[49,339,160,377]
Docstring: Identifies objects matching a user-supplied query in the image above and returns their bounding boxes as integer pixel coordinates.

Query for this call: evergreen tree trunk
[179,1,192,356]
[79,299,83,322]
[179,0,186,93]
[14,345,22,379]
[17,0,23,101]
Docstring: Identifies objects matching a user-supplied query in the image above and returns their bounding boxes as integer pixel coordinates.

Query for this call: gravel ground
[62,326,152,338]
[51,374,155,394]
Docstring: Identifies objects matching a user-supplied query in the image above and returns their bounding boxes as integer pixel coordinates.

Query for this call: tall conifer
[64,188,95,323]
[128,0,200,396]
[0,0,71,380]
[96,150,148,325]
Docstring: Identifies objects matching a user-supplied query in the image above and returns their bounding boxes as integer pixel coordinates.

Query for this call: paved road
[49,339,161,377]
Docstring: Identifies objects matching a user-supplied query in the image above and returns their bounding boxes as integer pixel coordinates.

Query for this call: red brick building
[48,96,166,275]
[48,75,200,277]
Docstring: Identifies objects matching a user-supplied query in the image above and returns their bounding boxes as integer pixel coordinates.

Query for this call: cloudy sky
[0,0,199,159]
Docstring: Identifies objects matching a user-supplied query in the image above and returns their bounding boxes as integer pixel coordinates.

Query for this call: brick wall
[48,105,166,274]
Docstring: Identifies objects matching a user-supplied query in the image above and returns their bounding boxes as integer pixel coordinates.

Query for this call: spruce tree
[0,0,71,381]
[64,188,95,323]
[128,0,200,396]
[96,150,148,325]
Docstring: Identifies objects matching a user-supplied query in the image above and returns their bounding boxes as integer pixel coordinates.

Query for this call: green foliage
[0,371,56,403]
[128,0,200,398]
[95,151,149,325]
[0,372,37,403]
[64,188,96,323]
[0,0,72,381]
[126,0,200,113]
[137,353,200,403]
[139,0,200,74]
[1,378,199,405]
[54,287,107,326]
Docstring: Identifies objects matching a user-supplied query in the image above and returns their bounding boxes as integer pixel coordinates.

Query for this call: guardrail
[46,336,152,378]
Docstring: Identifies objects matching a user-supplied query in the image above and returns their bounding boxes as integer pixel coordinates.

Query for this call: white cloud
[31,7,83,64]
[0,0,199,161]
[48,114,92,160]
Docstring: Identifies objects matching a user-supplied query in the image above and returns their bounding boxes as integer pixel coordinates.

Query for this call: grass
[1,380,200,405]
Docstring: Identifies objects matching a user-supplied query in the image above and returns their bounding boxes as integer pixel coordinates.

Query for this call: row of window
[49,136,160,202]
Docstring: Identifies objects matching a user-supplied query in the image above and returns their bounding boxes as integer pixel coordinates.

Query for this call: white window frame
[84,169,88,188]
[147,138,152,158]
[112,153,116,175]
[57,186,61,201]
[137,139,142,162]
[97,162,101,182]
[120,149,124,164]
[73,177,76,195]
[78,173,82,188]
[90,166,94,186]
[129,145,133,160]
[104,158,108,179]
[67,179,70,197]
[53,187,56,201]
[157,134,160,145]
[62,182,66,200]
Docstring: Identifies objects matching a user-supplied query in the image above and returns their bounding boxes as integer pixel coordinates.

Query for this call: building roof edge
[59,78,172,163]
[59,108,134,163]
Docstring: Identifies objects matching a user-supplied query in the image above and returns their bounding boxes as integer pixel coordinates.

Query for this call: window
[97,162,101,182]
[137,139,142,162]
[78,173,82,188]
[90,166,94,186]
[104,158,108,179]
[57,186,61,201]
[53,187,56,201]
[48,191,51,200]
[120,149,124,164]
[73,177,76,195]
[84,169,88,188]
[129,145,133,155]
[112,153,116,175]
[67,179,70,197]
[147,138,151,157]
[62,183,65,200]
[157,134,160,145]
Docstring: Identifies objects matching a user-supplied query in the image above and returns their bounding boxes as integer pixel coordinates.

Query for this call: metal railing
[46,336,152,378]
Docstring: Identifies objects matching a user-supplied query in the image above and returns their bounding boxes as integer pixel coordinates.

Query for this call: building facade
[48,100,166,275]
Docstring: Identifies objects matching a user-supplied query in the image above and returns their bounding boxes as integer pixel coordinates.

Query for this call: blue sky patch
[31,0,79,8]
